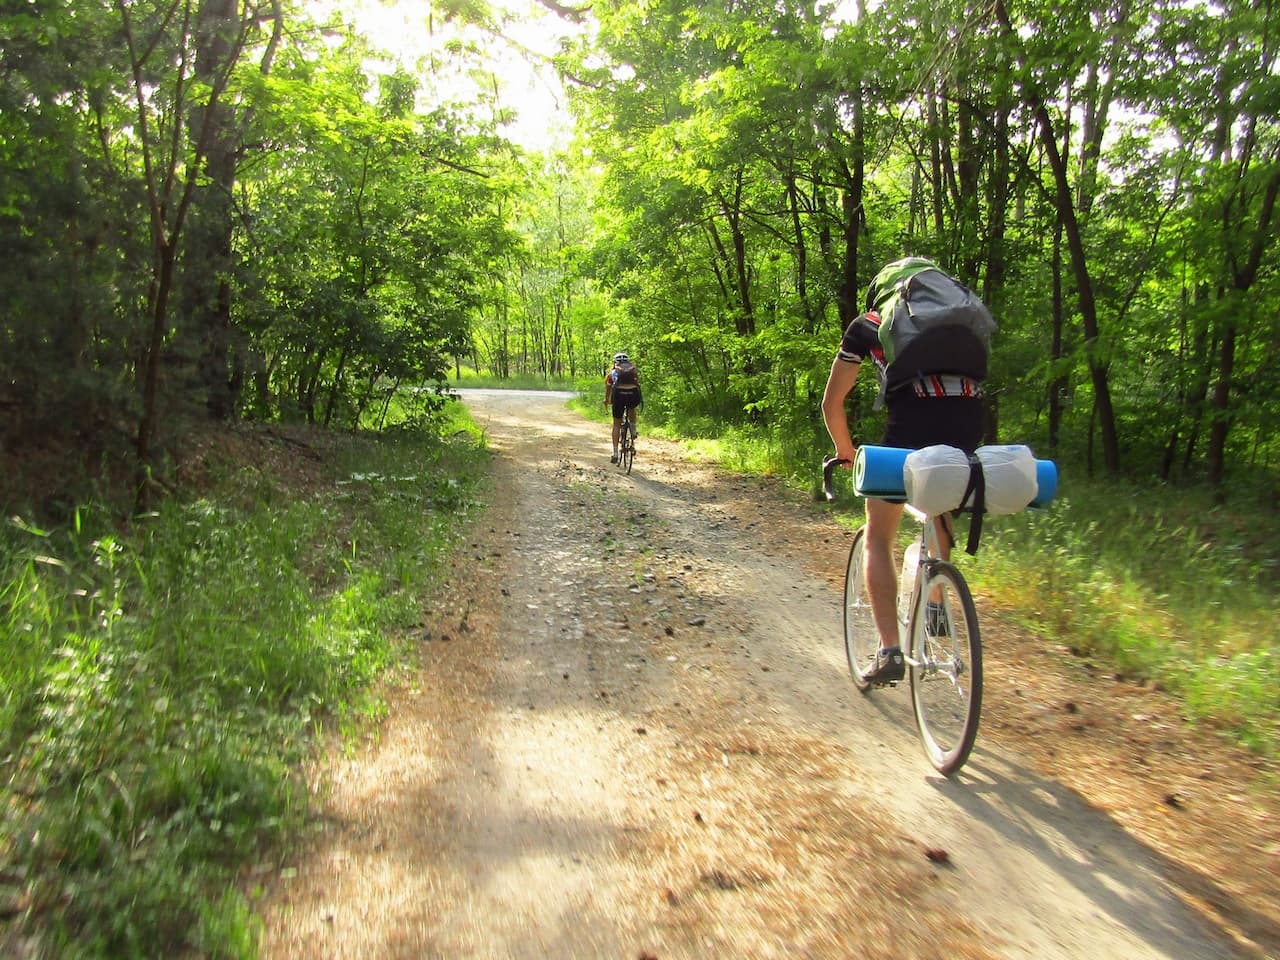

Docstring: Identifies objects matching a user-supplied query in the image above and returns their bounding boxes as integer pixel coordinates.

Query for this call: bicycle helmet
[613,352,629,364]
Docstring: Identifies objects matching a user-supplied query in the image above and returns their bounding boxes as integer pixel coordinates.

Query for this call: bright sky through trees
[324,0,580,150]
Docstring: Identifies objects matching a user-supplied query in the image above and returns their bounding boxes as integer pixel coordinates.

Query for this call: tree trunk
[1203,159,1280,495]
[192,0,238,419]
[981,101,1011,445]
[1048,220,1066,451]
[994,0,1120,474]
[834,93,865,332]
[927,89,945,238]
[1206,323,1235,495]
[712,172,754,337]
[784,171,815,333]
[136,241,179,507]
[324,345,351,426]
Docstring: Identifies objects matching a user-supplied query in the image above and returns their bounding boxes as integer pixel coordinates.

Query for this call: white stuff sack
[903,445,971,515]
[903,444,1039,516]
[976,444,1038,514]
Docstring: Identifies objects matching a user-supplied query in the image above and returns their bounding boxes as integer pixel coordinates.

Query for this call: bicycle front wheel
[909,561,982,776]
[842,527,879,692]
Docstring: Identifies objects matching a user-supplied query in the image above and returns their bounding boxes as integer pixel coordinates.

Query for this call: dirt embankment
[257,389,1278,960]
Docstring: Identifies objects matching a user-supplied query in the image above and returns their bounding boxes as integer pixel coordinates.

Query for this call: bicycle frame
[616,408,637,472]
[898,504,944,655]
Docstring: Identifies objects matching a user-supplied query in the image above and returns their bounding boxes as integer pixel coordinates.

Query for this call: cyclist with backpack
[604,352,642,463]
[821,257,995,685]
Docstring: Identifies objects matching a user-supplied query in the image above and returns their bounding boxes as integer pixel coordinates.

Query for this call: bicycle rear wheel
[620,435,634,473]
[909,561,982,776]
[842,527,879,692]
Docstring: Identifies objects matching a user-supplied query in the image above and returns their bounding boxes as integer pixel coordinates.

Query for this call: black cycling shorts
[882,393,983,453]
[611,389,641,420]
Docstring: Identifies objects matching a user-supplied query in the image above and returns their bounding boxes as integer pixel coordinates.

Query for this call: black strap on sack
[956,453,985,555]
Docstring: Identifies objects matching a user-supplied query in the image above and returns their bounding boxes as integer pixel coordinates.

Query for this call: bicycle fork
[897,552,953,676]
[896,543,923,659]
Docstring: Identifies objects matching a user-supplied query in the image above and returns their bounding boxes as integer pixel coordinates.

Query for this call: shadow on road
[934,753,1273,958]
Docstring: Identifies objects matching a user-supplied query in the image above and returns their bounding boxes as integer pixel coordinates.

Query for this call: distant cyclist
[604,352,642,463]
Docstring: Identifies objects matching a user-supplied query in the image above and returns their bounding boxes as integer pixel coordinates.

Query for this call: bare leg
[864,497,906,649]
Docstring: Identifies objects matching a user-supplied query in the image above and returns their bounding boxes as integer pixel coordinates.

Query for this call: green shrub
[0,425,486,957]
[969,479,1279,755]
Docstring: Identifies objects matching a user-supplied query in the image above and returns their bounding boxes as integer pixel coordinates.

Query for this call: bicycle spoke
[842,529,879,691]
[910,562,982,776]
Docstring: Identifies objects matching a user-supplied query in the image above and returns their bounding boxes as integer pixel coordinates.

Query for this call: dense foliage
[1,0,526,508]
[3,0,1275,497]
[559,0,1279,493]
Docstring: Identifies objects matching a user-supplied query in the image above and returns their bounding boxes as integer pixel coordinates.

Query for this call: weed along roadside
[0,418,489,959]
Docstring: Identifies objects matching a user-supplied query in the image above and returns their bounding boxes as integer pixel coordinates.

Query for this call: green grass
[0,419,488,957]
[969,482,1280,755]
[448,366,581,391]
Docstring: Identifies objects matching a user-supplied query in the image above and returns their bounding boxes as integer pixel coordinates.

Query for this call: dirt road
[259,389,1266,959]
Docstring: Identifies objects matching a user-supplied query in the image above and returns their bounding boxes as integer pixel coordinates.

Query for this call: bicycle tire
[842,527,879,692]
[908,560,982,776]
[621,439,634,473]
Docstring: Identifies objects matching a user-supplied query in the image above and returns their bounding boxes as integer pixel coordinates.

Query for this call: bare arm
[821,356,861,465]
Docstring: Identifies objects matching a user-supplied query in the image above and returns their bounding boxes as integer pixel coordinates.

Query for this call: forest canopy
[1,0,1276,506]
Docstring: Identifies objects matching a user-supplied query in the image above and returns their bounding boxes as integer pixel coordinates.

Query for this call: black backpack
[867,258,996,392]
[614,361,638,387]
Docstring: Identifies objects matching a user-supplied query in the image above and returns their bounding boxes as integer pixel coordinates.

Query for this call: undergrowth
[0,409,488,957]
[449,367,578,391]
[970,482,1280,756]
